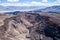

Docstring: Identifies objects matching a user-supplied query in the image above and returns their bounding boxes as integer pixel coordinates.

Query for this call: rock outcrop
[0,13,60,40]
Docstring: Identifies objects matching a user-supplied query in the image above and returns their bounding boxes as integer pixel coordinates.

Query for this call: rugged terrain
[0,13,60,40]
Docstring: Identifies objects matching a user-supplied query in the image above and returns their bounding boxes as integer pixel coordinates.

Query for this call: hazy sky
[0,0,60,6]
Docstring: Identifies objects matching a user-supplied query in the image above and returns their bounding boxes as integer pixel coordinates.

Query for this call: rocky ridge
[0,13,60,40]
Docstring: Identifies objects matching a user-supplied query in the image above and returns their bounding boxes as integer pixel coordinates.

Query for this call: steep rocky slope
[0,13,60,40]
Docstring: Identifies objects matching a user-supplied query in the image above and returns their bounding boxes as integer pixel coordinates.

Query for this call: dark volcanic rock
[0,13,60,40]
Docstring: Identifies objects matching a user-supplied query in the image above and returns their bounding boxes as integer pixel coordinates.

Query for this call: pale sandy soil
[0,15,14,26]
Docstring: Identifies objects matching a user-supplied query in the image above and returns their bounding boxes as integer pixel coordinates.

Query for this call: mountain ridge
[33,5,60,14]
[0,13,60,40]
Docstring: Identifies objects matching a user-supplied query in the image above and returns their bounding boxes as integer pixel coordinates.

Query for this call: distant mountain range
[0,5,46,11]
[0,5,60,14]
[0,5,60,11]
[33,6,60,14]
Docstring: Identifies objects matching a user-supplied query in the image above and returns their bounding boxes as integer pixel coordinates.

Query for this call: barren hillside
[0,13,60,40]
